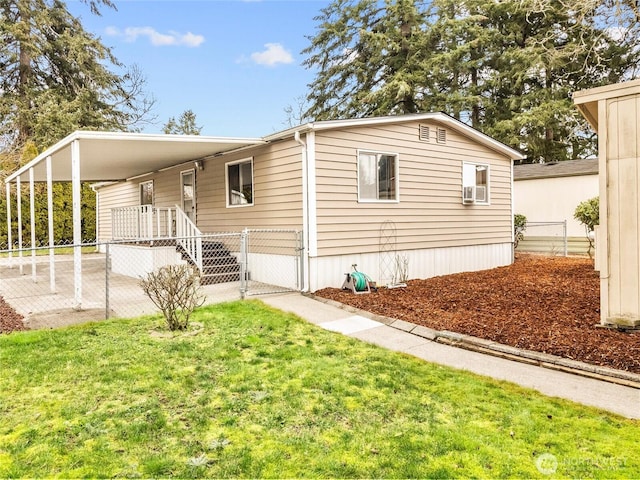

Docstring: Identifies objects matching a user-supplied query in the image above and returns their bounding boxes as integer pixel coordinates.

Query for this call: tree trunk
[17,0,33,143]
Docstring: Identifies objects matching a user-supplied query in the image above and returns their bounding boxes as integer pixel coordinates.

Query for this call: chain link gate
[0,229,304,327]
[240,229,304,298]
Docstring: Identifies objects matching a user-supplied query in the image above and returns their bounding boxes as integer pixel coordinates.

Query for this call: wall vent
[437,128,447,144]
[418,125,430,142]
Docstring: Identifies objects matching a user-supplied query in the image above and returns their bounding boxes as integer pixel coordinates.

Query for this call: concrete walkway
[261,293,640,420]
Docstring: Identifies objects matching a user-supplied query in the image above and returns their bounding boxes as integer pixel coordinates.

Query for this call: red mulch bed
[315,255,640,374]
[0,296,26,334]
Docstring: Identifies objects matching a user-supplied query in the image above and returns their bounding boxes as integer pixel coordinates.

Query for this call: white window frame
[225,157,254,208]
[180,169,196,220]
[462,162,490,205]
[357,150,400,203]
[139,180,154,206]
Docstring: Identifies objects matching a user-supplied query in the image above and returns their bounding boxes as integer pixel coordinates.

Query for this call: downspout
[510,159,515,263]
[294,131,309,292]
[90,183,100,251]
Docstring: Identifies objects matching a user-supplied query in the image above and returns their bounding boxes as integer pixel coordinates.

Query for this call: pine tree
[303,0,640,162]
[0,0,155,152]
[163,110,202,135]
[0,0,156,246]
[302,0,430,120]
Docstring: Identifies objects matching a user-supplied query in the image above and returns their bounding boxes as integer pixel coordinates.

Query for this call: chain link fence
[241,229,303,297]
[0,229,303,328]
[515,221,568,256]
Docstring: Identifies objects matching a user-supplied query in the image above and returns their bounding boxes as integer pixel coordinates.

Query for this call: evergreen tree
[303,0,640,162]
[0,0,155,153]
[302,0,430,120]
[163,110,202,135]
[0,0,156,246]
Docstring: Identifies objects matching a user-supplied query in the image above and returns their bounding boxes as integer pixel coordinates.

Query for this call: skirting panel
[110,244,183,278]
[307,243,513,292]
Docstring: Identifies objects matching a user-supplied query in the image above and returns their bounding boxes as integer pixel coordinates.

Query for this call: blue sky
[68,0,329,137]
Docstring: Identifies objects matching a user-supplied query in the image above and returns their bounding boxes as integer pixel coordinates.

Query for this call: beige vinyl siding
[95,181,139,240]
[196,139,303,232]
[152,170,181,208]
[314,121,513,257]
[115,139,304,233]
[605,95,640,323]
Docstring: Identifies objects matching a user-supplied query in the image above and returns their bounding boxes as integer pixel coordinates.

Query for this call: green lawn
[0,245,98,257]
[0,300,638,478]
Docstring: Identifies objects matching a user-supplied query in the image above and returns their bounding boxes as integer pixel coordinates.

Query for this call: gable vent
[437,128,447,144]
[418,125,430,142]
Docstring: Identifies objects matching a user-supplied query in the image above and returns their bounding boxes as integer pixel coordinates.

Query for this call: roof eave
[514,171,599,181]
[5,131,79,183]
[5,131,266,184]
[264,113,524,161]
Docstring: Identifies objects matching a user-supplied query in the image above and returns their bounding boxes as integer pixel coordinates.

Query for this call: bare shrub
[140,265,205,331]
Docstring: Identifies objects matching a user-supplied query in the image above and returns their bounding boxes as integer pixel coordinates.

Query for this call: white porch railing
[174,205,203,271]
[111,205,177,240]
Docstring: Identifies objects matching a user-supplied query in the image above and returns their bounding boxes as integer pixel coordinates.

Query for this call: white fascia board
[427,115,525,161]
[262,123,314,142]
[264,113,525,161]
[4,130,266,184]
[74,130,264,145]
[5,131,80,183]
[310,113,443,131]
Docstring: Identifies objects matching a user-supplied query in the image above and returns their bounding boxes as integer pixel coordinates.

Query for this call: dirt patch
[315,255,640,374]
[0,296,27,334]
[24,308,109,330]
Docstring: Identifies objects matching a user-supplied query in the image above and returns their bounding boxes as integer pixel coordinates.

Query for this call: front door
[181,169,196,222]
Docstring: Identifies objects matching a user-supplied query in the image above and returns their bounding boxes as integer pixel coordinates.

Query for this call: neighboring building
[5,113,524,300]
[574,78,640,328]
[514,158,599,255]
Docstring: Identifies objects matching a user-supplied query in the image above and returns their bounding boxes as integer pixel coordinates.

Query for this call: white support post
[16,176,23,275]
[29,167,36,282]
[46,156,56,293]
[5,182,12,268]
[147,206,153,240]
[71,140,82,309]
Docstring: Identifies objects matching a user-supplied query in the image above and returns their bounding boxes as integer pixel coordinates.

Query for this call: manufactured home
[5,113,524,302]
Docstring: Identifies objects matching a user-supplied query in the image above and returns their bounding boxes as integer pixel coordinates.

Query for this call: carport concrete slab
[0,253,242,324]
[319,316,383,334]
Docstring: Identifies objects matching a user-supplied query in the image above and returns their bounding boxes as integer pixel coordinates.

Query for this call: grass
[0,245,98,257]
[0,300,638,478]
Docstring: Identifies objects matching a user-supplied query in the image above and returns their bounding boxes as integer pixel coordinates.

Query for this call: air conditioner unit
[462,186,474,204]
[475,185,487,203]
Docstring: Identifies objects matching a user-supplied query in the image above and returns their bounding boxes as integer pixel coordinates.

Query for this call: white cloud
[106,26,205,48]
[250,43,294,67]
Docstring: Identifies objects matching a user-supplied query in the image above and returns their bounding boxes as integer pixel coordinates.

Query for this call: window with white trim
[140,180,154,205]
[226,158,253,206]
[358,151,399,202]
[462,163,489,204]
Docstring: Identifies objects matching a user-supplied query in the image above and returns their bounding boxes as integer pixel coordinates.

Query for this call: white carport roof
[5,130,266,183]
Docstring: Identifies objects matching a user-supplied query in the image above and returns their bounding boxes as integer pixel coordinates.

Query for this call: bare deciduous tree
[140,265,205,331]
